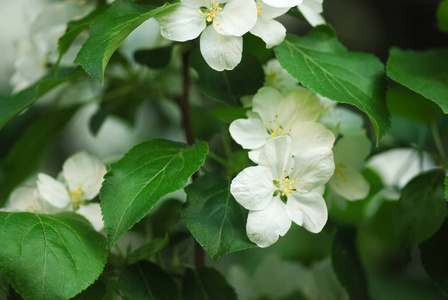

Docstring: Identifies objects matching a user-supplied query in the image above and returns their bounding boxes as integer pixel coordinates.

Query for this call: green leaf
[182,267,237,300]
[0,212,107,300]
[0,67,82,130]
[332,227,370,300]
[101,139,208,248]
[274,26,390,144]
[189,50,264,107]
[386,84,443,123]
[394,169,447,245]
[127,234,169,262]
[445,177,448,201]
[182,173,255,260]
[134,46,173,69]
[438,0,448,32]
[74,0,171,83]
[387,48,448,114]
[0,105,80,205]
[118,261,180,300]
[57,5,108,67]
[420,218,448,293]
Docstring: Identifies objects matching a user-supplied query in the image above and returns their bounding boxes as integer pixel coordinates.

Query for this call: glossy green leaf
[332,227,370,300]
[387,48,448,114]
[0,105,80,206]
[274,26,389,144]
[420,218,448,293]
[182,268,237,300]
[438,0,448,32]
[387,84,443,123]
[118,261,180,300]
[0,212,107,300]
[0,68,82,130]
[189,50,264,107]
[75,0,170,83]
[182,173,255,260]
[57,5,107,66]
[101,139,208,248]
[394,169,447,245]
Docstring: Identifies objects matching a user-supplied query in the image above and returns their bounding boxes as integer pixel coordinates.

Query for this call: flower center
[263,114,292,137]
[199,1,224,26]
[273,168,308,201]
[69,185,86,209]
[256,2,263,17]
[26,200,40,213]
[335,161,348,182]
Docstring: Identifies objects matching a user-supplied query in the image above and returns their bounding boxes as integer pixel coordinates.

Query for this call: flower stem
[178,48,205,268]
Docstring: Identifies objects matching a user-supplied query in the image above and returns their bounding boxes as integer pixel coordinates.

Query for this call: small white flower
[37,151,107,209]
[229,87,335,162]
[328,131,371,201]
[77,203,104,231]
[156,0,257,71]
[263,58,298,93]
[3,187,45,213]
[250,1,289,48]
[230,136,334,247]
[262,0,325,27]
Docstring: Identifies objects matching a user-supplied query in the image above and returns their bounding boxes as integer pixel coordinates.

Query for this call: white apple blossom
[328,131,371,201]
[230,136,334,247]
[229,87,335,163]
[37,151,106,209]
[2,187,48,213]
[263,58,298,93]
[155,0,257,71]
[250,1,289,48]
[262,0,325,27]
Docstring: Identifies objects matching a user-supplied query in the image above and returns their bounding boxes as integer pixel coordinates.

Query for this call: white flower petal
[200,26,242,71]
[279,88,321,125]
[288,191,327,233]
[259,136,294,179]
[37,173,70,208]
[263,0,303,8]
[292,147,334,190]
[333,131,371,170]
[329,170,369,201]
[246,198,291,247]
[77,203,104,231]
[63,151,106,199]
[259,1,291,18]
[231,166,276,211]
[289,121,335,153]
[182,0,214,9]
[252,87,284,122]
[229,118,268,150]
[250,17,286,48]
[156,3,206,42]
[8,187,40,212]
[297,0,325,27]
[248,147,263,164]
[214,0,257,36]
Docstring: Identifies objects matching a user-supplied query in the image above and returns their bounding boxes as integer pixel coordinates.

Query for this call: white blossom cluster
[2,152,106,231]
[155,0,326,71]
[228,60,373,247]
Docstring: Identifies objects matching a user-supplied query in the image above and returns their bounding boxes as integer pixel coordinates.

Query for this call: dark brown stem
[178,49,204,267]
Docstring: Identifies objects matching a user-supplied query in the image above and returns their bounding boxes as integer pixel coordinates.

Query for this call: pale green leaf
[0,212,107,300]
[438,0,448,32]
[274,26,390,144]
[100,139,208,248]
